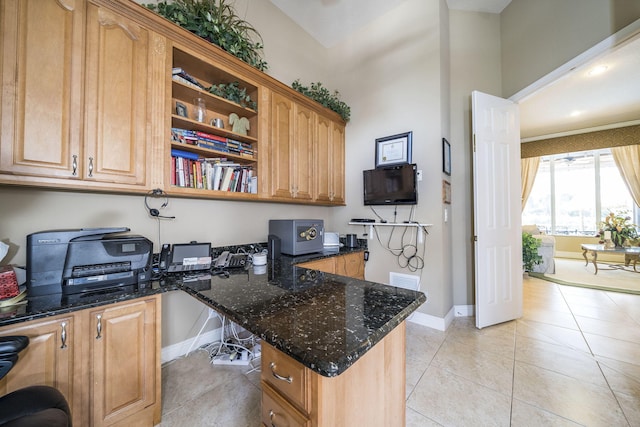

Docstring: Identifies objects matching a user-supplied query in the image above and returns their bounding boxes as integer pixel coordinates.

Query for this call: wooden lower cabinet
[334,252,365,279]
[297,251,365,280]
[261,321,406,427]
[297,257,336,274]
[89,296,161,426]
[0,314,80,425]
[0,294,161,427]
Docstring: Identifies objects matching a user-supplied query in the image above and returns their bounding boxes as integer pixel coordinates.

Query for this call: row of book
[171,128,255,158]
[171,149,257,193]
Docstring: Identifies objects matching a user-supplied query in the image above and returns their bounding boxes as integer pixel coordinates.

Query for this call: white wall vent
[389,272,420,291]
[389,272,421,321]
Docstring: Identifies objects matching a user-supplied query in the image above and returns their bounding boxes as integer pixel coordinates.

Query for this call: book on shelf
[219,167,234,191]
[171,148,199,160]
[195,130,226,143]
[172,67,206,89]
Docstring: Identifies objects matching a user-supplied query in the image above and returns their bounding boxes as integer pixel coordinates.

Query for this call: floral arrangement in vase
[598,212,639,247]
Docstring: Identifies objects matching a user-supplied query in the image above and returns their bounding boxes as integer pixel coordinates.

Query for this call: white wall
[328,0,451,320]
[448,11,502,306]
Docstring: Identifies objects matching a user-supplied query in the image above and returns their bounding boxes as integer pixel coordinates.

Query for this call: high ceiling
[518,33,640,140]
[269,0,512,48]
[269,0,640,140]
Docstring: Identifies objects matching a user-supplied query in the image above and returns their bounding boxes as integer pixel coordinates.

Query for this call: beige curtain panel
[611,145,640,208]
[521,157,540,211]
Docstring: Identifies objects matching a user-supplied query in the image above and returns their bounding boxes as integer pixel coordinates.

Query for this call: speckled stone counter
[176,248,426,377]
[0,281,173,327]
[0,244,425,378]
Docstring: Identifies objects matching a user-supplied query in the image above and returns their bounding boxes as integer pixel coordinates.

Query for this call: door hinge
[473,134,476,152]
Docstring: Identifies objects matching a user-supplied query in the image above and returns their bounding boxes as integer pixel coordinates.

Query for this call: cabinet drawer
[262,383,310,427]
[261,343,309,412]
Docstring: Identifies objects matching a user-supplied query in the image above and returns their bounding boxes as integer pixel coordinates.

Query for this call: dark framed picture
[175,101,188,118]
[375,131,412,168]
[442,180,451,204]
[442,138,451,176]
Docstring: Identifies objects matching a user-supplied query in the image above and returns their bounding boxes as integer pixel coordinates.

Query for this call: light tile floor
[159,275,640,426]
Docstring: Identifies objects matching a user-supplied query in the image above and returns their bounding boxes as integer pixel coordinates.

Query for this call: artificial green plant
[145,0,268,71]
[291,80,351,122]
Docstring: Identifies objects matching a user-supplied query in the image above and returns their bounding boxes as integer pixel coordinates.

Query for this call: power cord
[371,206,427,273]
[202,313,261,372]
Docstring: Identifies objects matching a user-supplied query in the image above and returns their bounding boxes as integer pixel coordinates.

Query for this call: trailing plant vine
[145,0,268,71]
[291,80,351,122]
[208,81,257,111]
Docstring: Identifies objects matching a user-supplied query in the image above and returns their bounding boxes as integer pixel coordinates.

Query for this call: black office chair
[0,336,72,427]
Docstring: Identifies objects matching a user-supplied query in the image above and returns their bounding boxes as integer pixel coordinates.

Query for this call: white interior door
[472,90,522,329]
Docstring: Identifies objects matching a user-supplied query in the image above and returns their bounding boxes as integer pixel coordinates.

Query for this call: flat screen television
[363,163,417,205]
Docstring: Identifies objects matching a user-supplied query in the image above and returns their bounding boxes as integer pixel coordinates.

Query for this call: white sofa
[522,225,556,274]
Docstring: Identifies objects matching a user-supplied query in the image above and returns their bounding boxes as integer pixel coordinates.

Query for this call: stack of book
[171,128,255,158]
[172,67,206,90]
[170,149,257,193]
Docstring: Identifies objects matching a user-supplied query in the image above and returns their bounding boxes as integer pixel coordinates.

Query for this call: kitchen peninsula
[0,247,425,426]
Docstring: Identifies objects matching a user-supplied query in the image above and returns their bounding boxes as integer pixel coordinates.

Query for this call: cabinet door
[314,114,332,203]
[270,91,294,198]
[270,91,315,201]
[83,3,153,186]
[292,103,313,201]
[0,315,77,423]
[314,114,345,205]
[335,252,365,279]
[0,0,84,178]
[90,296,158,426]
[330,122,346,204]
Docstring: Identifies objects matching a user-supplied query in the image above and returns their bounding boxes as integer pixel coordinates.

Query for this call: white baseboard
[161,327,222,364]
[453,304,474,317]
[408,304,473,331]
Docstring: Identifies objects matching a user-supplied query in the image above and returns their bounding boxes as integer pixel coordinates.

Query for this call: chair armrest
[0,336,29,357]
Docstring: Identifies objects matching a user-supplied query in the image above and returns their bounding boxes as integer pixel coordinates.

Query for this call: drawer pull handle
[72,155,78,176]
[60,322,67,349]
[96,314,102,339]
[269,409,278,427]
[269,362,292,384]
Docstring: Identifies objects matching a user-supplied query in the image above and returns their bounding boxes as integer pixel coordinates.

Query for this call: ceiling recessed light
[588,65,608,76]
[570,111,581,117]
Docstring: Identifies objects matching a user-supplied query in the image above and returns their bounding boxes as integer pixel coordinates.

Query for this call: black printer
[26,227,152,296]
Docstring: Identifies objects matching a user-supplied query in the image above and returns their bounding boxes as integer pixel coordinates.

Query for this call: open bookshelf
[169,46,260,197]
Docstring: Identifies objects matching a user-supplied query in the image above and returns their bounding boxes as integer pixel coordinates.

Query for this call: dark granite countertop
[177,247,426,377]
[0,244,426,377]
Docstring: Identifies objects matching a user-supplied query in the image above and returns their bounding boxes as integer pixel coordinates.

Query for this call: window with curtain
[522,148,637,235]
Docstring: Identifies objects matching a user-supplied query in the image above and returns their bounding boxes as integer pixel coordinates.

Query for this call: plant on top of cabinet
[291,80,351,122]
[144,0,268,71]
[208,81,258,111]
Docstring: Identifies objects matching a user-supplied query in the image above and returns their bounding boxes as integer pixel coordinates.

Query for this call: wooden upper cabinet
[0,0,84,178]
[330,121,346,204]
[270,90,314,201]
[83,3,152,186]
[0,0,165,189]
[315,114,345,205]
[292,103,313,201]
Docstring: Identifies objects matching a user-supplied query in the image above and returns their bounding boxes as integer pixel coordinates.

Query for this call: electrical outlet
[416,170,423,181]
